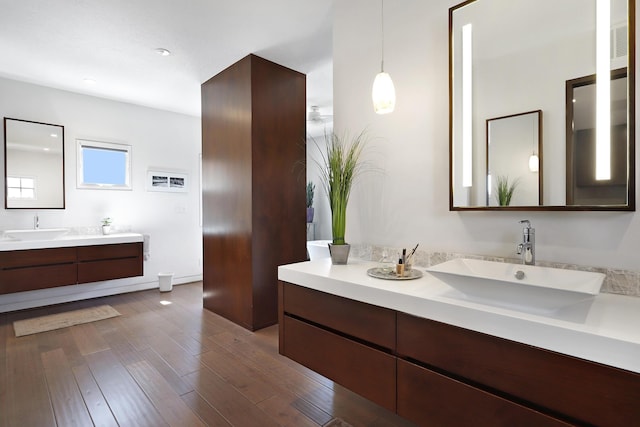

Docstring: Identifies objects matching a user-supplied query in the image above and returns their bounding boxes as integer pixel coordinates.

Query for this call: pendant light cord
[532,113,536,155]
[381,0,385,72]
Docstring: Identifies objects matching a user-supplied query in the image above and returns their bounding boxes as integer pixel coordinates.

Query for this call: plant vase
[306,207,315,223]
[102,225,111,235]
[329,243,350,265]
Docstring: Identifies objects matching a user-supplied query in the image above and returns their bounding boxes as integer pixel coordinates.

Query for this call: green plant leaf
[495,175,519,206]
[310,129,371,245]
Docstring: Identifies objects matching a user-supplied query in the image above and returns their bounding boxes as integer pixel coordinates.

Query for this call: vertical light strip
[596,0,611,180]
[462,23,473,187]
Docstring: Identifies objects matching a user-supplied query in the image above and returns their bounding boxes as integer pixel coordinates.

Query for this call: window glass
[77,140,132,190]
[6,176,36,199]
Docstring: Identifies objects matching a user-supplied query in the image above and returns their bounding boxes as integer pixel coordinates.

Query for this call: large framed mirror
[449,0,635,211]
[4,118,65,209]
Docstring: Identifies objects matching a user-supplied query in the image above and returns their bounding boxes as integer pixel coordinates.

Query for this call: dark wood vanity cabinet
[0,248,77,294]
[396,313,640,427]
[396,360,569,427]
[0,243,143,295]
[280,283,397,411]
[279,281,640,427]
[77,243,143,283]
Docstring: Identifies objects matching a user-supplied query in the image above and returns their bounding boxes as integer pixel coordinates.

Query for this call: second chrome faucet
[516,219,535,265]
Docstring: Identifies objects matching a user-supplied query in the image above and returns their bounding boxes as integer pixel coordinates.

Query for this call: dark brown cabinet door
[0,247,77,294]
[282,282,396,350]
[397,312,640,427]
[77,243,143,283]
[283,316,397,412]
[397,359,571,427]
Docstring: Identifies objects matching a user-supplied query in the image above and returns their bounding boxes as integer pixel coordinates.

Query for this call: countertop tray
[367,267,423,280]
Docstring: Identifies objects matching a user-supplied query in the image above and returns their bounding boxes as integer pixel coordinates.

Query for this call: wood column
[201,54,307,330]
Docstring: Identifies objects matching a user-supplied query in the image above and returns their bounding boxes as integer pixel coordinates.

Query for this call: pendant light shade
[528,153,539,172]
[372,0,395,114]
[373,71,396,114]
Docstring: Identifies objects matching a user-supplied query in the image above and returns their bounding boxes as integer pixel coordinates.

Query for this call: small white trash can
[158,272,174,292]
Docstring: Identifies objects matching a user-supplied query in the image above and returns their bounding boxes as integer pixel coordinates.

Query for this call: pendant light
[372,0,395,114]
[528,152,539,172]
[528,113,539,172]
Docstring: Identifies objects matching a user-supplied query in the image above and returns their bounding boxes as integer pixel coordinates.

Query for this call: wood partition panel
[202,54,307,330]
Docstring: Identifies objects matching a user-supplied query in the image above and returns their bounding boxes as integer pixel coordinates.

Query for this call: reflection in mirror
[566,69,630,206]
[487,110,542,207]
[449,0,635,211]
[4,118,65,209]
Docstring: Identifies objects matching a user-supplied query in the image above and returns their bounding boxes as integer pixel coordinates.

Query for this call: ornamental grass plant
[312,129,371,245]
[495,175,519,206]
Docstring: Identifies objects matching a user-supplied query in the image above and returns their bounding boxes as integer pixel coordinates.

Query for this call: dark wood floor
[0,282,416,427]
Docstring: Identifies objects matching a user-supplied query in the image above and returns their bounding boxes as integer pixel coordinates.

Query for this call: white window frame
[6,175,37,200]
[77,139,132,190]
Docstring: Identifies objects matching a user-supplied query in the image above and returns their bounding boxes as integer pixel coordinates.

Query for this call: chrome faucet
[516,220,535,265]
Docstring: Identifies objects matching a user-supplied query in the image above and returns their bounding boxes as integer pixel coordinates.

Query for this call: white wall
[333,0,639,271]
[0,77,202,309]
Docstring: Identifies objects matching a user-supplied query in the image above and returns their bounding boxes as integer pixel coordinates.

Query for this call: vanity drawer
[0,247,76,269]
[281,282,396,350]
[282,315,396,411]
[397,312,640,427]
[397,359,570,427]
[77,243,142,261]
[78,257,143,283]
[0,264,77,294]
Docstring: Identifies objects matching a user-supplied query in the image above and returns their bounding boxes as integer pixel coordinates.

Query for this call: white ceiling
[0,0,334,117]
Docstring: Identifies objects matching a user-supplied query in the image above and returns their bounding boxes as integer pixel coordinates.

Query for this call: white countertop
[0,233,144,251]
[278,259,640,374]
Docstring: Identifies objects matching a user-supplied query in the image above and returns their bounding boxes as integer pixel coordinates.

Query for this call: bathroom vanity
[0,233,144,295]
[278,260,640,426]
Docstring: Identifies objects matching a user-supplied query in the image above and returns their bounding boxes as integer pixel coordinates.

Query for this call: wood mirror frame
[449,0,635,211]
[4,117,66,209]
[486,110,543,207]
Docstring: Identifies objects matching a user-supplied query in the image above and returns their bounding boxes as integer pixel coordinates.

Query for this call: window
[77,139,132,190]
[6,176,36,200]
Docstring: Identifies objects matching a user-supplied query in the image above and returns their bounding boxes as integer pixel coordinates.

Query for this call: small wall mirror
[4,118,65,209]
[487,110,542,207]
[449,0,635,211]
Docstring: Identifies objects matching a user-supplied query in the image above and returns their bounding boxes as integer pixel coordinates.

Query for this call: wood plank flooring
[0,282,416,427]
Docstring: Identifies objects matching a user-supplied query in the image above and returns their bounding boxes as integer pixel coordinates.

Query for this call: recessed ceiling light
[43,148,50,151]
[155,48,171,56]
[83,78,97,85]
[50,133,58,138]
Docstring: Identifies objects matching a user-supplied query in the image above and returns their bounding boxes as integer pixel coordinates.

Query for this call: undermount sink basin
[4,228,69,241]
[426,258,605,314]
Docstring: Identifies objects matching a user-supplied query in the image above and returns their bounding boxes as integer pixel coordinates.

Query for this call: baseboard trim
[0,274,204,313]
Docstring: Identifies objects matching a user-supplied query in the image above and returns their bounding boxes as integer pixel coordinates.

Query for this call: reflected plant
[495,176,519,206]
[306,182,315,208]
